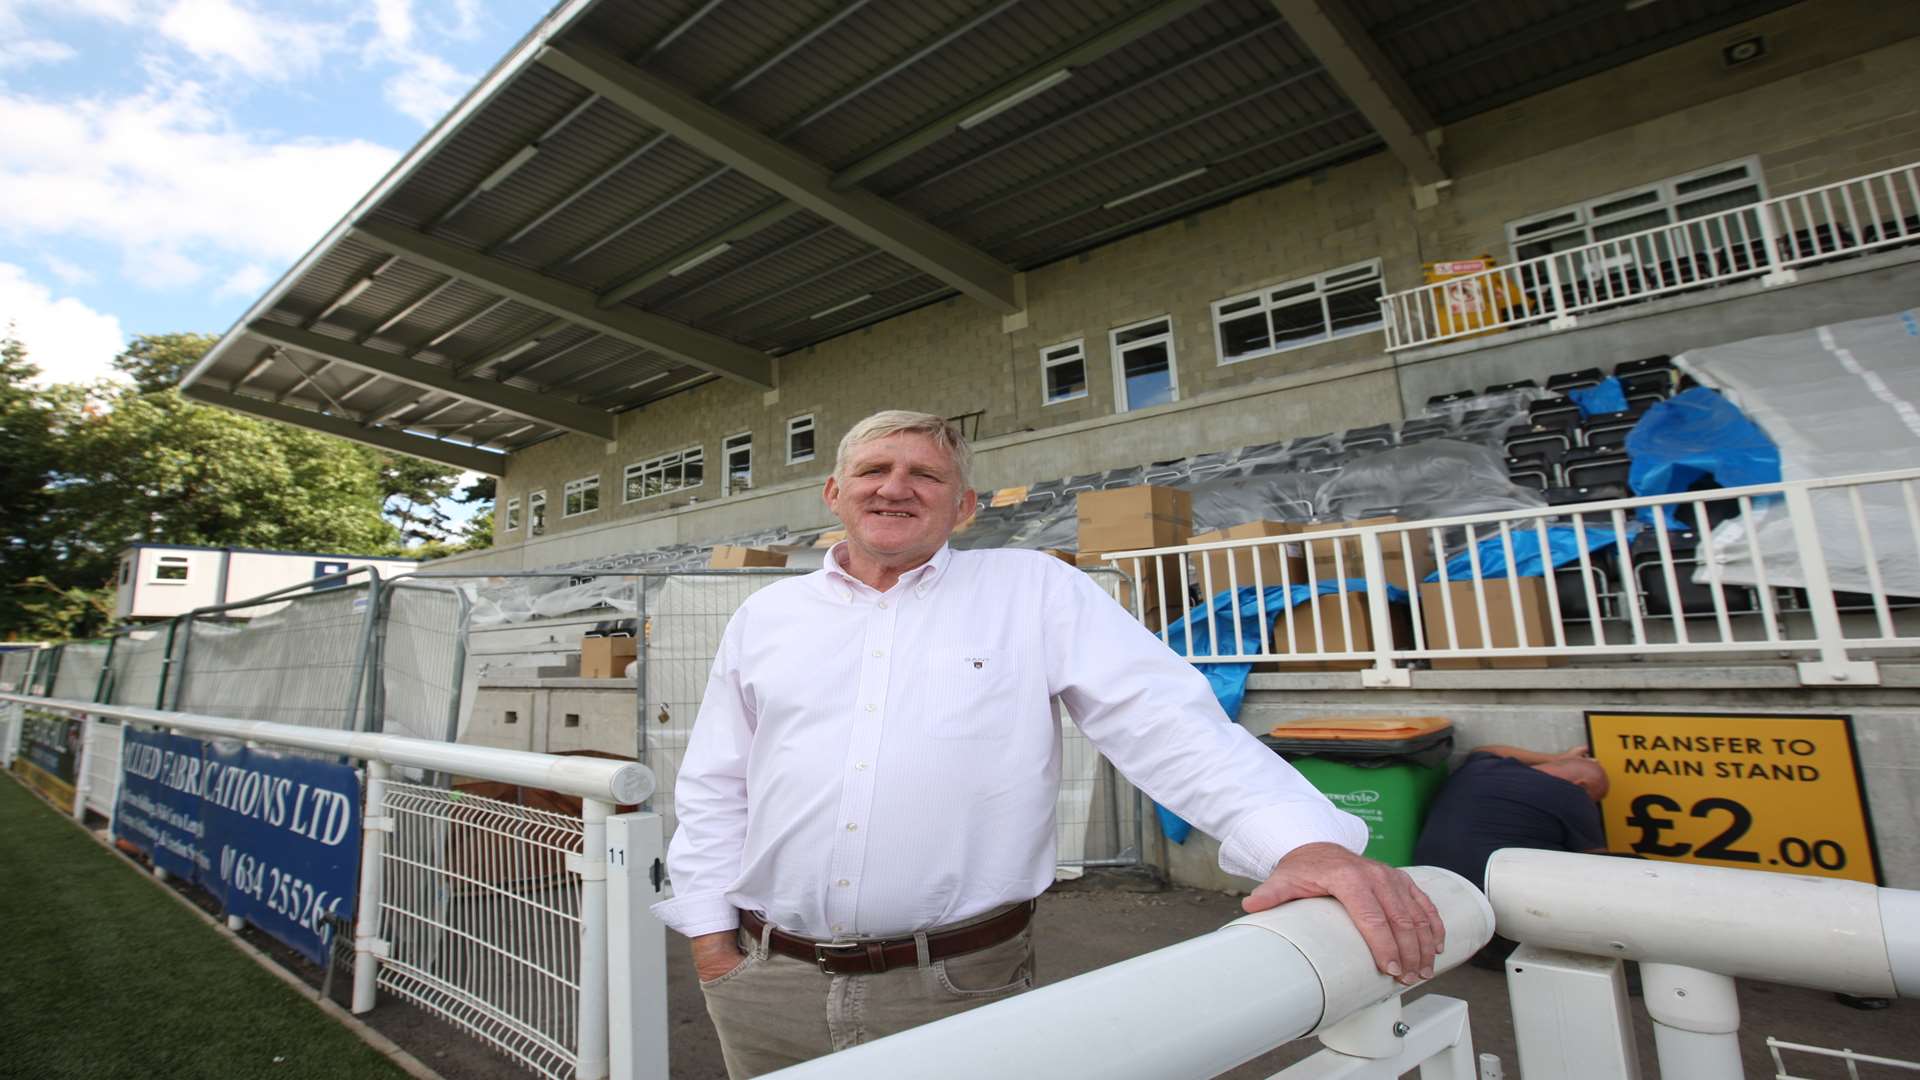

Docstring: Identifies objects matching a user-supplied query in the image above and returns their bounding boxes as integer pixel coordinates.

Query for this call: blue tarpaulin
[1626,387,1780,527]
[1422,524,1630,583]
[1567,376,1628,417]
[1152,579,1407,842]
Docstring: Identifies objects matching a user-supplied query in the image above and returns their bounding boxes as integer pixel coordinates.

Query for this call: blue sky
[1,0,555,535]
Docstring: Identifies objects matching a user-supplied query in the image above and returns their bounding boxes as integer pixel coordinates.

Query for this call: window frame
[722,431,753,497]
[1109,316,1179,414]
[504,498,521,532]
[527,489,547,534]
[786,414,816,466]
[623,445,706,504]
[562,475,600,518]
[1039,338,1089,406]
[149,554,191,585]
[1504,156,1769,263]
[1210,259,1385,367]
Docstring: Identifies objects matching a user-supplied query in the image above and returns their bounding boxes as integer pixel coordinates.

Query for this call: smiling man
[653,409,1442,1078]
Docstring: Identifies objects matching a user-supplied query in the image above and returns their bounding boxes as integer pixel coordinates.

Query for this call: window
[1109,317,1178,413]
[1040,340,1087,405]
[787,414,816,465]
[624,446,705,502]
[528,490,547,533]
[563,476,600,517]
[151,555,190,583]
[505,498,521,532]
[119,559,131,586]
[722,432,753,496]
[1212,260,1385,365]
[312,560,349,591]
[1506,157,1766,270]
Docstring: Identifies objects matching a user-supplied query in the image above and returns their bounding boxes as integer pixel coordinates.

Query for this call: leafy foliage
[0,333,495,640]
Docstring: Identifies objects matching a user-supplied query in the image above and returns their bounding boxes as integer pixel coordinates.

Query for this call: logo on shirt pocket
[930,648,1016,740]
[966,657,988,670]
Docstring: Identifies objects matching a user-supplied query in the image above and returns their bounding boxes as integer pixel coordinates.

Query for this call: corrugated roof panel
[370,279,505,353]
[301,259,447,343]
[631,211,837,312]
[505,139,729,283]
[741,269,949,351]
[643,0,844,102]
[561,170,775,291]
[742,0,976,139]
[662,228,876,327]
[455,95,664,257]
[414,298,555,368]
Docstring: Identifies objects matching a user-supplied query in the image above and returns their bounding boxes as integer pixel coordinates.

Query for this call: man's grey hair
[834,409,973,490]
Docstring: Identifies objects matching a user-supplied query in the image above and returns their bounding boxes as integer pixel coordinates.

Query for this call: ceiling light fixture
[810,294,873,320]
[668,243,734,276]
[959,69,1073,130]
[1102,167,1209,210]
[237,355,276,384]
[478,145,540,191]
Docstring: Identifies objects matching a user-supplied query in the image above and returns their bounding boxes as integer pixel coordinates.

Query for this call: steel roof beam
[245,320,616,440]
[535,40,1020,313]
[354,219,774,388]
[596,198,799,308]
[452,316,569,379]
[1268,0,1444,186]
[182,385,505,474]
[829,0,1215,191]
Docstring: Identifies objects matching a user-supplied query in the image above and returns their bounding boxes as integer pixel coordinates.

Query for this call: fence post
[167,618,195,710]
[71,715,95,822]
[1780,485,1879,685]
[1543,255,1578,330]
[352,759,393,1014]
[576,798,613,1080]
[1756,200,1798,287]
[605,811,669,1080]
[93,635,118,704]
[1358,531,1410,688]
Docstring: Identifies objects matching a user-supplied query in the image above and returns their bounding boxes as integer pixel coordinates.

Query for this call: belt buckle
[813,941,864,975]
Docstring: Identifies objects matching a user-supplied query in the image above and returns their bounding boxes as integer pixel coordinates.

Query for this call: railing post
[1543,255,1578,330]
[71,714,95,822]
[1641,964,1743,1080]
[605,811,668,1080]
[352,759,392,1014]
[1358,532,1410,688]
[1756,199,1798,286]
[1781,485,1879,685]
[576,797,613,1080]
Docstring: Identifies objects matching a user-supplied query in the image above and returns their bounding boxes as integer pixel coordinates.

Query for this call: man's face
[823,432,977,568]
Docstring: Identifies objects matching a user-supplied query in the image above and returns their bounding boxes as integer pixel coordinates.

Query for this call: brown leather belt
[739,901,1035,976]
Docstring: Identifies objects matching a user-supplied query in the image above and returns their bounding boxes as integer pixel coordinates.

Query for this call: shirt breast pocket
[926,648,1020,740]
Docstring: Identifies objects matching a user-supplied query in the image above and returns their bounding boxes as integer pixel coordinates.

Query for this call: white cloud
[122,243,204,289]
[44,254,96,286]
[0,262,127,385]
[156,0,338,80]
[0,81,399,271]
[370,0,414,47]
[0,38,75,69]
[216,261,271,298]
[382,49,468,126]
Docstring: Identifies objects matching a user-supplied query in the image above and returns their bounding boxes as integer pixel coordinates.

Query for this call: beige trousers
[699,915,1035,1079]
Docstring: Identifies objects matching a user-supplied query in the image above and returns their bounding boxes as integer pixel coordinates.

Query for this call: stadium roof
[181,0,1796,474]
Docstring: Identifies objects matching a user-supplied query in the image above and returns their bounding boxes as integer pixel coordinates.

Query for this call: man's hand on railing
[1243,842,1444,986]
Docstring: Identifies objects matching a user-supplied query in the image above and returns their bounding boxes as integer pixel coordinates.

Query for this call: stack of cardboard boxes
[1075,486,1192,631]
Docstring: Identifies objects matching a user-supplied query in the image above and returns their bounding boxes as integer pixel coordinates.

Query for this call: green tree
[112,332,218,394]
[0,333,60,637]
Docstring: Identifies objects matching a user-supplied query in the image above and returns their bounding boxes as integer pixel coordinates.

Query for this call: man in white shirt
[654,410,1443,1078]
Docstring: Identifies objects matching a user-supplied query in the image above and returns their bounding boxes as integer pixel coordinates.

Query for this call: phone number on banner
[219,845,345,936]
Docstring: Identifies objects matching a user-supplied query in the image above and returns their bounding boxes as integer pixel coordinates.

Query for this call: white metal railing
[763,866,1497,1079]
[2,692,669,1080]
[1382,161,1920,351]
[1100,466,1920,687]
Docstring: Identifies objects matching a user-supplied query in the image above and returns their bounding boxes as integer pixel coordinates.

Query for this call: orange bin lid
[1267,716,1452,741]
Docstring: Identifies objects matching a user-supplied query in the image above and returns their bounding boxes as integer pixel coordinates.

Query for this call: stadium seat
[1060,472,1104,497]
[1506,421,1576,459]
[1397,418,1452,443]
[1425,389,1477,409]
[1340,424,1395,454]
[1142,458,1190,485]
[1578,406,1649,450]
[1529,398,1582,426]
[1236,441,1289,465]
[1630,530,1758,617]
[1099,466,1145,489]
[1290,433,1339,455]
[1505,453,1557,491]
[1545,367,1605,393]
[1544,483,1631,506]
[1614,354,1676,398]
[1484,379,1539,395]
[1562,446,1632,488]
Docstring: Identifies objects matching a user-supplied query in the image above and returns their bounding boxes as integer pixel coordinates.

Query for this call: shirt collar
[820,541,953,601]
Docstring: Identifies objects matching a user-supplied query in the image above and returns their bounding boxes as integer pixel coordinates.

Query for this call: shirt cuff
[1217,803,1371,881]
[649,890,740,938]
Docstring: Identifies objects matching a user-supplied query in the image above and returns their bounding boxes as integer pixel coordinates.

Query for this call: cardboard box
[580,634,637,679]
[1418,578,1560,669]
[1076,551,1187,632]
[1076,485,1192,555]
[1263,591,1411,672]
[708,545,788,569]
[1187,520,1305,593]
[1295,516,1436,591]
[812,529,847,548]
[1041,548,1077,566]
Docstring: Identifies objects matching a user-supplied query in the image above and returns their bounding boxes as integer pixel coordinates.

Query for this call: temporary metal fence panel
[376,780,588,1080]
[48,642,107,702]
[81,716,122,821]
[103,628,172,709]
[1060,567,1147,872]
[378,580,470,743]
[1381,160,1920,351]
[173,585,375,730]
[1101,467,1920,686]
[0,649,34,693]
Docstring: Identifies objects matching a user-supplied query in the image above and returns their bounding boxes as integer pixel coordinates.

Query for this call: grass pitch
[0,774,412,1079]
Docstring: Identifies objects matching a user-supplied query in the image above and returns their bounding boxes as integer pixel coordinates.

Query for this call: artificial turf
[0,774,412,1079]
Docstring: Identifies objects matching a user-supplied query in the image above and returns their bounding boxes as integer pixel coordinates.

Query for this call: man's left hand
[1242,842,1444,985]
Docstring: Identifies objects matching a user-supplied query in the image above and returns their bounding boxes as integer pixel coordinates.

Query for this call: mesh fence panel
[0,650,34,692]
[103,629,171,709]
[379,582,468,743]
[377,781,584,1080]
[83,718,122,818]
[49,642,108,702]
[173,586,372,729]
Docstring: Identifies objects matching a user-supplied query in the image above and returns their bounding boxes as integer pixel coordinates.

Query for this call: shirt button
[832,923,845,933]
[836,879,850,887]
[845,822,858,831]
[854,762,868,770]
[871,649,884,658]
[864,703,877,712]
[877,599,888,609]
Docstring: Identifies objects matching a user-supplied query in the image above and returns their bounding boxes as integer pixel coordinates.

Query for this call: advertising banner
[1586,711,1879,884]
[113,731,362,964]
[13,707,83,806]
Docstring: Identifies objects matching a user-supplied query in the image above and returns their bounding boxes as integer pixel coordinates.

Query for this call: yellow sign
[1586,712,1878,884]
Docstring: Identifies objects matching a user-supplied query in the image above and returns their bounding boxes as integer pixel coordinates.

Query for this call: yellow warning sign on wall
[1585,712,1878,884]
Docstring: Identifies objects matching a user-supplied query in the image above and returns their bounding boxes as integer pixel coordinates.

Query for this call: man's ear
[823,473,841,516]
[957,485,978,520]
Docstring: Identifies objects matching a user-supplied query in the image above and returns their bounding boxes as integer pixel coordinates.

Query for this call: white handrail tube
[762,867,1493,1079]
[2,693,654,804]
[1484,849,1911,997]
[1640,964,1742,1080]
